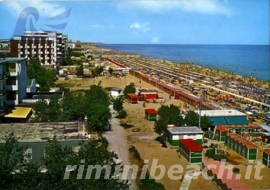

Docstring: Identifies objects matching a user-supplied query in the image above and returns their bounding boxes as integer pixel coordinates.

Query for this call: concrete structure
[0,122,88,163]
[196,109,248,126]
[166,126,203,146]
[67,42,76,49]
[10,31,68,67]
[0,58,28,113]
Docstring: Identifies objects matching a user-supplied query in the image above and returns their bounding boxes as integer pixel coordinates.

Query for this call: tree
[31,85,112,133]
[0,133,25,189]
[95,66,104,76]
[184,111,212,129]
[184,110,199,126]
[200,115,213,130]
[27,58,56,91]
[76,64,84,77]
[113,95,124,112]
[154,104,184,137]
[123,84,136,98]
[108,68,113,76]
[0,135,129,189]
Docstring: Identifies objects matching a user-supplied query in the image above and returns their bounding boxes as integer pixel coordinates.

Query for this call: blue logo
[13,6,71,37]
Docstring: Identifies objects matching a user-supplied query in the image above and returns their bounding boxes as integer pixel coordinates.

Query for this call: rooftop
[0,122,85,141]
[197,109,246,117]
[167,126,203,134]
[0,57,27,64]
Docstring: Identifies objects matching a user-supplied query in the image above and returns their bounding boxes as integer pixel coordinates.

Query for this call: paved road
[104,106,138,190]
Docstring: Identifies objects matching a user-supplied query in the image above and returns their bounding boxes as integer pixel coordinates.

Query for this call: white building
[0,58,29,112]
[10,31,68,67]
[166,126,203,146]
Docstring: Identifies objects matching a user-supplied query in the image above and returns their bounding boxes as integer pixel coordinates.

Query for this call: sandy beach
[55,44,270,190]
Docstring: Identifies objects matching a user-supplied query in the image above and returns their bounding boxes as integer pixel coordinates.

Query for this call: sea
[98,44,270,81]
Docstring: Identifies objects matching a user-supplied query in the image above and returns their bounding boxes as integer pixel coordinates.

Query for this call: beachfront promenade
[105,56,270,112]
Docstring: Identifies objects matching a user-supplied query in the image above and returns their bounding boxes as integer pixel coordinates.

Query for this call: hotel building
[10,31,68,67]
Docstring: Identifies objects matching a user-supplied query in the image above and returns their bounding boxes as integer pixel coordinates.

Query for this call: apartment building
[0,39,10,53]
[10,31,68,67]
[0,57,28,114]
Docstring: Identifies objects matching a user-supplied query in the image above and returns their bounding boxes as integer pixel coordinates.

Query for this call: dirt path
[104,105,138,190]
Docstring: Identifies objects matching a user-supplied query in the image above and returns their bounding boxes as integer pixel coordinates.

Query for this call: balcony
[6,69,17,76]
[0,74,7,80]
[6,85,18,91]
[0,90,6,97]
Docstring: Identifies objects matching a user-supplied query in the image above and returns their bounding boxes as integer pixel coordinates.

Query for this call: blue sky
[0,0,269,44]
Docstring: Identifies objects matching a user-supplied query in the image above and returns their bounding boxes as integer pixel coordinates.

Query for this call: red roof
[216,126,228,132]
[263,149,270,155]
[145,108,158,115]
[127,93,138,99]
[179,139,203,152]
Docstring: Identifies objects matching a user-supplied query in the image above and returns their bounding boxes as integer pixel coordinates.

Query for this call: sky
[0,0,269,45]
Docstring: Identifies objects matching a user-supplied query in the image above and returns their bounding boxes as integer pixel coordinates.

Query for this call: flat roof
[167,126,203,134]
[260,124,270,132]
[197,110,246,117]
[0,57,27,64]
[0,122,84,141]
[4,107,32,119]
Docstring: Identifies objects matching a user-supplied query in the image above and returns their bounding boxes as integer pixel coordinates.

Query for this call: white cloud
[130,22,150,32]
[152,36,159,43]
[6,0,67,18]
[118,0,231,17]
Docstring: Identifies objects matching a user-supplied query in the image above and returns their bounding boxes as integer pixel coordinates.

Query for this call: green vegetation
[129,146,165,190]
[27,58,56,91]
[76,63,84,77]
[32,85,111,133]
[0,52,17,58]
[113,95,128,119]
[0,134,129,190]
[154,104,184,137]
[205,144,226,160]
[123,84,136,98]
[92,66,104,78]
[184,111,212,130]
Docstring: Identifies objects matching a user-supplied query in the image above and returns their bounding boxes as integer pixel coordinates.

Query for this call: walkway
[179,171,202,190]
[104,105,138,190]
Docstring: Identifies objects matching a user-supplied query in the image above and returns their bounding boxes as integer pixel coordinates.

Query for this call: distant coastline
[97,44,270,82]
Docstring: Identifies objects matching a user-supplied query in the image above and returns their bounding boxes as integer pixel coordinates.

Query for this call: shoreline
[96,44,270,83]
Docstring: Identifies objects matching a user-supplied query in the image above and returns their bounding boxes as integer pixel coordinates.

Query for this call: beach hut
[166,126,203,146]
[179,139,203,164]
[127,93,138,104]
[262,149,270,167]
[216,126,228,141]
[144,108,158,121]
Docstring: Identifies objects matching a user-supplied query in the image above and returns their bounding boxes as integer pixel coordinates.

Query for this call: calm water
[98,44,270,81]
